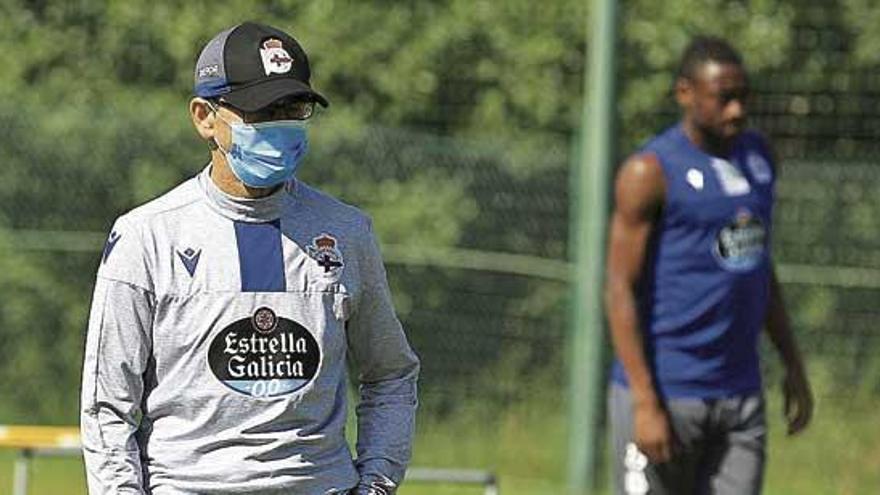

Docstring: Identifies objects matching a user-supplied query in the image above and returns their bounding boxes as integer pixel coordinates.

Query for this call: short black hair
[677,36,744,80]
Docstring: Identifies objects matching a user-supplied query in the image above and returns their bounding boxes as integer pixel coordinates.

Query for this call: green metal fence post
[567,0,618,493]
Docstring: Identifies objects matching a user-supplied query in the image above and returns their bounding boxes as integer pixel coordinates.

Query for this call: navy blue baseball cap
[194,22,328,112]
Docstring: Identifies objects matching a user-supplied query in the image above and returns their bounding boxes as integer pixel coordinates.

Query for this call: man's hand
[349,477,397,495]
[765,267,813,436]
[633,401,675,463]
[782,366,813,435]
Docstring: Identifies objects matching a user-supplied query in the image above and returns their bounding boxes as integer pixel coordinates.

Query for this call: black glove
[349,477,397,495]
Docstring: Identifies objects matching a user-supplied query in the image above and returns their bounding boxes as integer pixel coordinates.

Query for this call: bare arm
[604,152,673,462]
[765,266,813,435]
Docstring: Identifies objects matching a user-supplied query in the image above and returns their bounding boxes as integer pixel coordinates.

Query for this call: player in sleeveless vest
[604,37,812,495]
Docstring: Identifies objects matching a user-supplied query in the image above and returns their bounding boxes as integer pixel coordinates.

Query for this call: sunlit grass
[1,365,877,495]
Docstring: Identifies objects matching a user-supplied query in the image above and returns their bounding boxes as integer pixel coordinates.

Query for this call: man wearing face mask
[80,22,420,495]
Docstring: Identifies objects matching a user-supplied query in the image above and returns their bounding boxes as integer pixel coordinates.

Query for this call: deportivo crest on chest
[259,38,293,76]
[307,233,344,275]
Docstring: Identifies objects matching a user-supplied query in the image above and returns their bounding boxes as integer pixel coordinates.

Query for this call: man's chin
[722,122,745,139]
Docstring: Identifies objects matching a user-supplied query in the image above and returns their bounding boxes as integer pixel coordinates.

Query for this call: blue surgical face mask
[214,111,309,189]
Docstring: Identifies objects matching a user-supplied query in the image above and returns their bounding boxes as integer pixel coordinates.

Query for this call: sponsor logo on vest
[714,208,766,272]
[208,307,320,398]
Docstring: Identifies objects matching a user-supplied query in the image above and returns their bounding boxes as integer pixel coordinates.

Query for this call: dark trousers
[609,384,766,495]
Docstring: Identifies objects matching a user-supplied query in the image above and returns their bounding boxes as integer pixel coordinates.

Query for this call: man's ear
[675,77,694,109]
[190,98,216,142]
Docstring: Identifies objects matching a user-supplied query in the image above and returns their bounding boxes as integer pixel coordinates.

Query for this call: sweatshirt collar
[198,165,290,223]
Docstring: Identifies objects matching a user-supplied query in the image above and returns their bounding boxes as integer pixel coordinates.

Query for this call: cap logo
[197,64,220,79]
[260,38,293,76]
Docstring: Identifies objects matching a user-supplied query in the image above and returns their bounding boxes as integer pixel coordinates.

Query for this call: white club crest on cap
[260,38,293,76]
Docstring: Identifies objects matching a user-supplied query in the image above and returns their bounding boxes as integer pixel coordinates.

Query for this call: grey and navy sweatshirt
[80,166,419,494]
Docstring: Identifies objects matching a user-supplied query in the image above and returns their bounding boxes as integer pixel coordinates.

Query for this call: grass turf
[1,379,877,495]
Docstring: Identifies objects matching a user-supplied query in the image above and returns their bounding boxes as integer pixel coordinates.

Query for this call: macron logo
[102,231,121,264]
[177,247,201,277]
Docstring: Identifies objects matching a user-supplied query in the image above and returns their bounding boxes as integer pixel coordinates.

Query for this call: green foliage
[843,0,880,66]
[0,244,87,423]
[619,0,794,149]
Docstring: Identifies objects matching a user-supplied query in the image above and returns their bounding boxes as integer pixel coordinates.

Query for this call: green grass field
[2,374,877,495]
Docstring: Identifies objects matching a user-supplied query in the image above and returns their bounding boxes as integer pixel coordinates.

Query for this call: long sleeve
[347,221,420,494]
[80,219,154,494]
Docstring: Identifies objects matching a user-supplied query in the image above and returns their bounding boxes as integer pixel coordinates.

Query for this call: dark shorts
[609,384,767,495]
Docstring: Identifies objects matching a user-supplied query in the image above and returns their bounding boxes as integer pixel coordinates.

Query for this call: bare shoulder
[614,152,665,216]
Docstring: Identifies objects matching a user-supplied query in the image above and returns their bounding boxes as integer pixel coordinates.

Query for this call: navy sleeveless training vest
[611,124,776,398]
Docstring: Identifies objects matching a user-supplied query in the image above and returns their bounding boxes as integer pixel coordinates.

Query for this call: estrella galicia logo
[208,307,320,398]
[713,208,767,272]
[252,307,277,333]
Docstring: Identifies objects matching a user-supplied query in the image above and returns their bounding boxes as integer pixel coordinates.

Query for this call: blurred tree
[618,0,794,149]
[843,0,880,66]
